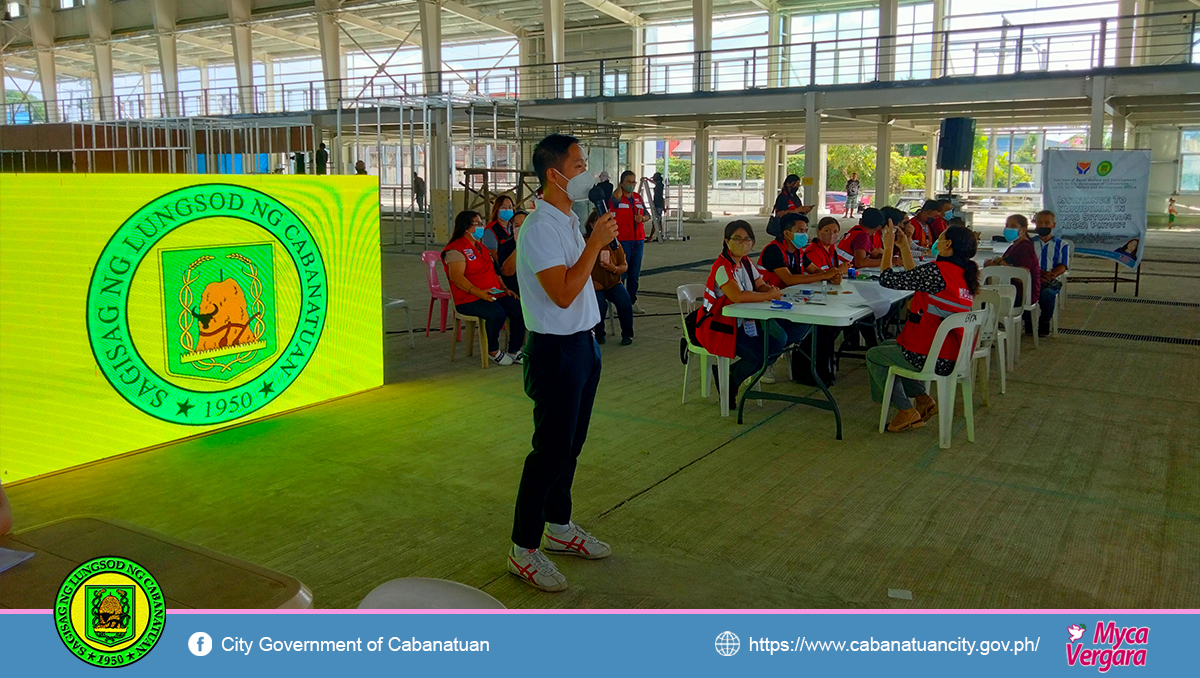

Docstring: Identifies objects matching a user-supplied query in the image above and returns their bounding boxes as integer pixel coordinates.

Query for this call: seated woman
[442,210,526,366]
[584,212,634,345]
[867,224,980,432]
[497,210,526,295]
[805,217,851,275]
[481,194,517,264]
[983,213,1040,313]
[693,221,786,411]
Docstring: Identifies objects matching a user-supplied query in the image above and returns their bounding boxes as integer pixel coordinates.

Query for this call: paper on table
[849,282,894,319]
[0,546,35,573]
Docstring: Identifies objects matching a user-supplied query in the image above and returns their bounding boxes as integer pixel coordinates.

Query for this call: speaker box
[937,118,975,171]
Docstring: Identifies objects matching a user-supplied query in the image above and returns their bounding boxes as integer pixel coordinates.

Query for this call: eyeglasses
[728,236,755,244]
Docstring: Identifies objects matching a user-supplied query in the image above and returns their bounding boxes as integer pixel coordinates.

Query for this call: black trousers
[456,296,525,354]
[511,330,602,549]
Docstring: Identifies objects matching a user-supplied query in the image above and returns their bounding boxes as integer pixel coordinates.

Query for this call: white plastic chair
[982,283,1018,373]
[678,284,731,417]
[878,310,984,449]
[971,288,1005,406]
[984,265,1038,362]
[384,297,415,349]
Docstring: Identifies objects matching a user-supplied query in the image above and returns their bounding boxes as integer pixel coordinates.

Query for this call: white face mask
[552,167,594,202]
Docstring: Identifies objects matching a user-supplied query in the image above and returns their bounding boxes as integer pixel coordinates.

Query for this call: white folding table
[725,281,913,439]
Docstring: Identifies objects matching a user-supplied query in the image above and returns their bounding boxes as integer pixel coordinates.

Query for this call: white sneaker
[491,352,514,366]
[508,548,568,592]
[759,366,777,384]
[508,351,524,365]
[631,303,646,315]
[543,522,612,560]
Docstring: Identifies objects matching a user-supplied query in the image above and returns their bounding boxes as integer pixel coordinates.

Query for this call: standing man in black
[413,172,426,212]
[508,134,619,592]
[315,143,328,175]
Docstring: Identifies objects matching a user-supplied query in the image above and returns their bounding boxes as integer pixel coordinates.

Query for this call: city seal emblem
[55,556,166,667]
[86,184,328,425]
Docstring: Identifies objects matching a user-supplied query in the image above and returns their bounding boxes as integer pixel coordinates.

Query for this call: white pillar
[931,0,947,78]
[1089,76,1107,151]
[419,0,443,95]
[690,125,711,221]
[631,23,645,95]
[877,119,893,204]
[693,0,713,91]
[227,0,255,113]
[85,0,115,120]
[768,10,783,88]
[1116,0,1135,67]
[315,0,341,107]
[762,137,780,215]
[1111,113,1126,151]
[543,0,564,97]
[804,92,821,206]
[28,0,57,122]
[878,0,899,82]
[518,34,539,100]
[263,56,275,113]
[984,130,997,188]
[816,143,828,213]
[153,0,179,116]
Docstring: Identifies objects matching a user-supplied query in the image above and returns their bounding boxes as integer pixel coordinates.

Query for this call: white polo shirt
[516,199,601,335]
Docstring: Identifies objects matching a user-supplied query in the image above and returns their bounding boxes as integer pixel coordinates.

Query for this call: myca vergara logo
[55,557,166,668]
[1066,621,1149,672]
[86,184,327,425]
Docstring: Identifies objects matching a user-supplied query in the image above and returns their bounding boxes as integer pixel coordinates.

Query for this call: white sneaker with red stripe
[542,522,611,560]
[507,548,568,592]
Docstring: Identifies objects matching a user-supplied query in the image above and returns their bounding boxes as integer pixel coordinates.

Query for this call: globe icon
[715,631,740,656]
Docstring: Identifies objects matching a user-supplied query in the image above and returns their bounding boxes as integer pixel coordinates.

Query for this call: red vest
[897,261,975,361]
[929,216,948,241]
[909,216,932,247]
[756,238,801,289]
[614,192,646,241]
[837,224,880,259]
[487,220,512,248]
[772,190,801,217]
[805,242,839,271]
[441,236,500,307]
[694,253,757,359]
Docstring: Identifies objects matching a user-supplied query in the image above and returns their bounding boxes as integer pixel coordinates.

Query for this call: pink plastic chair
[422,251,451,336]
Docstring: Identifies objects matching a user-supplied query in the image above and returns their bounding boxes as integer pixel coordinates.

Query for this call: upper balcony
[3,8,1198,125]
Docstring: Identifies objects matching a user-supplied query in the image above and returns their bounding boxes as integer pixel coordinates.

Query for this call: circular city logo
[86,184,328,425]
[715,630,741,656]
[1097,161,1113,176]
[55,557,166,668]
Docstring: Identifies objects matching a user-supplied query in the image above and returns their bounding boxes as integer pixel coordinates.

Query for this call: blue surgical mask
[931,240,940,257]
[472,226,485,240]
[944,210,954,220]
[498,209,514,222]
[792,232,809,248]
[1003,227,1020,242]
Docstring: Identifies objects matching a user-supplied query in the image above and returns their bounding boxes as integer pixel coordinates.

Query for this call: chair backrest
[421,251,446,293]
[925,310,986,380]
[971,288,1002,347]
[981,283,1016,318]
[982,265,1032,308]
[677,284,705,348]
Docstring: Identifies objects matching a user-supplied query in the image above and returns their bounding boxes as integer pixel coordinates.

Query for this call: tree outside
[4,91,47,123]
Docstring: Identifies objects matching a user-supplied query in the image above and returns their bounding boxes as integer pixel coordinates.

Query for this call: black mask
[1035,226,1053,237]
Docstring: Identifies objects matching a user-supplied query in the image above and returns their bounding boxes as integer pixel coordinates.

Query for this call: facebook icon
[189,632,213,657]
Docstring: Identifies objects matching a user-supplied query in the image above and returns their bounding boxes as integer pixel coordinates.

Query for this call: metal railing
[3,9,1197,125]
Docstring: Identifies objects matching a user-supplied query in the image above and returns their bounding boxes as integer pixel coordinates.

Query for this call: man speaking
[508,134,618,592]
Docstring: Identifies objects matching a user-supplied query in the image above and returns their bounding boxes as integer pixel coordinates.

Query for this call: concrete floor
[8,214,1199,609]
